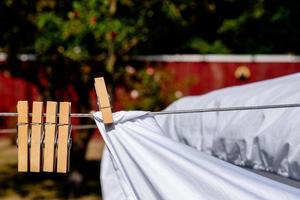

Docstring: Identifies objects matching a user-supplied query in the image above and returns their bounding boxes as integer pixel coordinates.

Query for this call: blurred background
[1,0,300,199]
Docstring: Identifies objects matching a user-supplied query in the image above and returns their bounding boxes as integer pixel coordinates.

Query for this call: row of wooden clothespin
[17,77,113,173]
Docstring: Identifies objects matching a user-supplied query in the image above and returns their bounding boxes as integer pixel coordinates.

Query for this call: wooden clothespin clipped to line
[17,101,71,173]
[16,77,111,173]
[94,77,113,125]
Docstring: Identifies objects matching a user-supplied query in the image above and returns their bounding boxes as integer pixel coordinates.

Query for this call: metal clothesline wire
[0,124,98,134]
[0,103,300,118]
[150,103,300,115]
[1,103,300,134]
[0,112,94,117]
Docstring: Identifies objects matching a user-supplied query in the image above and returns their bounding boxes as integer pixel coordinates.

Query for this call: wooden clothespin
[30,101,43,172]
[43,101,58,172]
[17,101,29,172]
[94,77,113,124]
[17,100,72,173]
[56,102,71,173]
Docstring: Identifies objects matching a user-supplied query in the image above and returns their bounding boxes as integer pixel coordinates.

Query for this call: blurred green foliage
[2,0,300,60]
[1,0,300,68]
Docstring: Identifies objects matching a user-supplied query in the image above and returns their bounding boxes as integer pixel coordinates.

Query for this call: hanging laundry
[156,73,300,180]
[94,111,300,200]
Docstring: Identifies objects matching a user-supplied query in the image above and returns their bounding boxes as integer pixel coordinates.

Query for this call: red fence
[137,55,300,96]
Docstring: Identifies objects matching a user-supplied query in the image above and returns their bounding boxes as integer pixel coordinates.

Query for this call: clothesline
[1,103,300,117]
[4,102,297,134]
[0,103,300,118]
[0,112,94,117]
[0,124,98,134]
[2,103,298,133]
[150,103,300,115]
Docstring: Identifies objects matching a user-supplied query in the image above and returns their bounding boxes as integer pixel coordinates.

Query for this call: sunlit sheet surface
[156,73,300,180]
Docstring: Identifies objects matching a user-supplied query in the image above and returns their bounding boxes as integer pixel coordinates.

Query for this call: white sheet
[94,111,300,200]
[156,73,300,180]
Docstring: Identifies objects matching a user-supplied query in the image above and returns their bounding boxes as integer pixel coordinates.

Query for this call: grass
[0,137,104,200]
